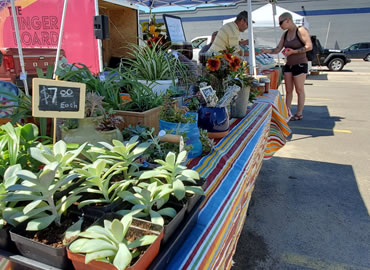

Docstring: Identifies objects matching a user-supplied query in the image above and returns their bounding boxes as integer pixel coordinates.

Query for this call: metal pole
[247,0,256,75]
[10,0,29,96]
[271,2,284,94]
[94,0,104,73]
[53,0,68,79]
[324,21,331,48]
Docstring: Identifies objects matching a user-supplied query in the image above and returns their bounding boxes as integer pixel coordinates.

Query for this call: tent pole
[53,0,68,79]
[247,0,256,76]
[10,0,29,96]
[94,0,104,73]
[271,1,284,95]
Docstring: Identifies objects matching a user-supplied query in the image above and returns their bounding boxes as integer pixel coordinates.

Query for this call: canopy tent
[222,3,308,28]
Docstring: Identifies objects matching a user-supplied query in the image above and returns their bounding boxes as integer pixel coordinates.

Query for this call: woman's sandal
[290,114,303,121]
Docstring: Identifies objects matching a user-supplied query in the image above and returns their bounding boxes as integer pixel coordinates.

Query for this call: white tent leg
[10,0,29,96]
[247,0,256,76]
[94,0,104,73]
[53,0,68,79]
[271,1,284,96]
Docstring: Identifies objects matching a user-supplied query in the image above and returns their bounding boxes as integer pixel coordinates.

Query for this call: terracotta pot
[67,215,163,270]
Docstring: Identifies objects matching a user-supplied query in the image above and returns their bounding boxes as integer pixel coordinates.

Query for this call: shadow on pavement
[288,105,344,138]
[306,74,328,80]
[232,157,370,270]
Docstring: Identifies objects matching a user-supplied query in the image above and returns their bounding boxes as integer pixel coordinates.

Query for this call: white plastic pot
[138,79,178,96]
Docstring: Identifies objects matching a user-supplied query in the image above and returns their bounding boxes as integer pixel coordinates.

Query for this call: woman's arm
[293,27,313,54]
[261,34,285,54]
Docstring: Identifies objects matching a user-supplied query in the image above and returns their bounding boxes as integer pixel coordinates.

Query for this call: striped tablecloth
[167,90,290,270]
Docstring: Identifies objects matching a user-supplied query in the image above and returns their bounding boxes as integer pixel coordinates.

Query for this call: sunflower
[207,58,221,71]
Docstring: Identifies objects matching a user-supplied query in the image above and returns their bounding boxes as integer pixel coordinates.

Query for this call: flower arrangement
[202,48,252,98]
[140,15,168,47]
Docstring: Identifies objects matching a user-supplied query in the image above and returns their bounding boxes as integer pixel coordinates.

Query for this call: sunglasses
[279,19,287,26]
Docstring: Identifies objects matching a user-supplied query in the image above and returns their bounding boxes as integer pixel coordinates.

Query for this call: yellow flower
[149,25,156,35]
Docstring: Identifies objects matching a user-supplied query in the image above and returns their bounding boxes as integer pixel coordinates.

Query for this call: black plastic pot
[148,195,205,270]
[162,200,187,245]
[185,177,207,214]
[9,223,73,269]
[0,225,17,253]
[78,197,123,218]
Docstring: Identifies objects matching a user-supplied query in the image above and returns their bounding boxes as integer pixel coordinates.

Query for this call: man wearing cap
[209,10,252,56]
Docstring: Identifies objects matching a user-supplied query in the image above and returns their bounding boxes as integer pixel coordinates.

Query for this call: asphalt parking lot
[232,60,370,270]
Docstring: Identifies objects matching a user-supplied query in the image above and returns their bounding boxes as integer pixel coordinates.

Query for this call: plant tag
[158,130,166,137]
[99,73,106,81]
[20,72,27,80]
[179,136,185,153]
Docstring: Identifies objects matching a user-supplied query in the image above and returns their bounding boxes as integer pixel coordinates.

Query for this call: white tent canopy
[223,3,308,28]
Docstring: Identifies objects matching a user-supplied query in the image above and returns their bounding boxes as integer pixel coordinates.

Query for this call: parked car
[343,42,370,61]
[191,36,212,63]
[309,36,351,71]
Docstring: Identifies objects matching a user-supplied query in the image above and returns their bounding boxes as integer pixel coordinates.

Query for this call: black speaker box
[93,15,109,40]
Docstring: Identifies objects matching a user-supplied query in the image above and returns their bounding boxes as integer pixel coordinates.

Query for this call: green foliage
[124,40,189,82]
[68,215,159,270]
[73,159,135,208]
[36,64,54,79]
[199,129,215,155]
[0,123,48,180]
[117,182,176,226]
[139,151,204,201]
[3,162,81,231]
[159,94,196,123]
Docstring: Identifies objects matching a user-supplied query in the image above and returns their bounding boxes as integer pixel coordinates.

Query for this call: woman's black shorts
[283,63,308,76]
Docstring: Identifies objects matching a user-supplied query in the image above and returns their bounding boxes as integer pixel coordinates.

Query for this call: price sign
[32,78,86,118]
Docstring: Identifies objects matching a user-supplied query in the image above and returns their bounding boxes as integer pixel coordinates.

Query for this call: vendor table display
[167,89,290,270]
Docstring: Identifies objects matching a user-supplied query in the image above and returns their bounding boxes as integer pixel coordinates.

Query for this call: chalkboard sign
[163,14,186,43]
[32,78,86,118]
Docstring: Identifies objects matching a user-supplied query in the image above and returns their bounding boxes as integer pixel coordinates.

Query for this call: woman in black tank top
[261,12,312,121]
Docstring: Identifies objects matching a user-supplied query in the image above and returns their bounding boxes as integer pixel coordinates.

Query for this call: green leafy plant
[0,123,49,180]
[4,162,81,231]
[199,128,215,155]
[159,94,196,123]
[72,159,134,209]
[117,182,176,226]
[124,40,189,82]
[139,151,204,201]
[95,137,151,179]
[68,215,159,270]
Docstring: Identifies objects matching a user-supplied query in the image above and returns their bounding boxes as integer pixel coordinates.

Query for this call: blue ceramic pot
[198,106,229,133]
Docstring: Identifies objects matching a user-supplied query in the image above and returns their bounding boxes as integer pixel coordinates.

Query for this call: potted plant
[138,151,204,214]
[67,214,163,270]
[159,95,202,159]
[0,122,50,181]
[61,92,123,145]
[113,82,163,132]
[5,162,85,268]
[116,181,185,244]
[124,40,190,96]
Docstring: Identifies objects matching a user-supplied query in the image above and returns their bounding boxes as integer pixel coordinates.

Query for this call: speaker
[94,15,109,40]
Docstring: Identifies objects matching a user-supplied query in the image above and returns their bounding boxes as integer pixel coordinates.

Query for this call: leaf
[181,169,200,180]
[53,140,67,156]
[113,243,132,270]
[78,239,116,253]
[149,210,164,226]
[68,238,89,253]
[85,250,117,264]
[23,199,43,214]
[128,235,157,249]
[176,151,187,164]
[3,164,22,188]
[185,186,204,195]
[165,152,176,167]
[63,218,83,245]
[173,179,186,200]
[29,147,51,165]
[26,214,56,231]
[157,207,176,218]
[111,219,124,243]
